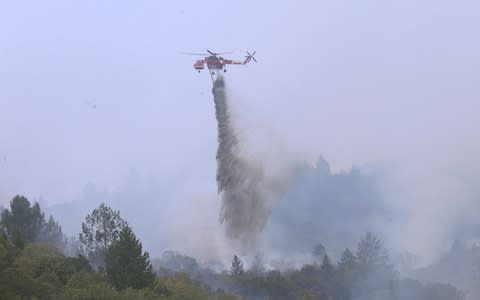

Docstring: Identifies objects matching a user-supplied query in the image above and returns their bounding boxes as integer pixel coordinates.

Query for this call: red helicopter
[183,50,256,75]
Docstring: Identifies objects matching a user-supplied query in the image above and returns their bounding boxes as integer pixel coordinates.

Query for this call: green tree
[105,225,154,290]
[38,215,65,248]
[79,203,126,268]
[230,255,244,279]
[161,274,211,300]
[1,195,45,248]
[7,243,82,298]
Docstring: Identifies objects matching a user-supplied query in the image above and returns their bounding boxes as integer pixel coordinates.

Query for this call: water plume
[212,75,269,252]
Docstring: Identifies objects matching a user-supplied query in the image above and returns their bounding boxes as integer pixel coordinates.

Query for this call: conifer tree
[105,225,154,290]
[230,255,244,279]
[1,195,45,248]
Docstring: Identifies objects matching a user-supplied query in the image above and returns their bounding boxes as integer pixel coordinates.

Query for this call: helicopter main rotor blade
[206,50,235,56]
[180,52,208,56]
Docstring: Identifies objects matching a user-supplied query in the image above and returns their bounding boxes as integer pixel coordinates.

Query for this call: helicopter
[183,50,256,76]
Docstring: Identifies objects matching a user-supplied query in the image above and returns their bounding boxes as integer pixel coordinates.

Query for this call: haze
[1,0,480,265]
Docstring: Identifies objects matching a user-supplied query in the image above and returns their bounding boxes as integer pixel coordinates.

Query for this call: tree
[38,215,65,248]
[312,243,326,263]
[338,248,356,274]
[0,233,12,270]
[337,248,357,299]
[319,255,339,299]
[79,203,126,268]
[320,255,335,277]
[0,196,64,249]
[6,243,85,298]
[356,232,390,273]
[158,250,199,274]
[355,232,396,299]
[105,225,154,290]
[338,248,357,284]
[230,255,244,279]
[14,244,76,284]
[1,195,45,248]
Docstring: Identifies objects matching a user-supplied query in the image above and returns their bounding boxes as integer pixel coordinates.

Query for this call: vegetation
[230,255,244,279]
[1,195,65,249]
[212,233,464,300]
[0,196,241,299]
[105,225,155,290]
[0,195,466,299]
[156,235,465,300]
[79,203,127,269]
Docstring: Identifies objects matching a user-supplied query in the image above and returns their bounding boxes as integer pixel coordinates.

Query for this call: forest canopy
[0,195,466,300]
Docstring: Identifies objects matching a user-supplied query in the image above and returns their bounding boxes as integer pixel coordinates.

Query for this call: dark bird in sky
[85,101,97,109]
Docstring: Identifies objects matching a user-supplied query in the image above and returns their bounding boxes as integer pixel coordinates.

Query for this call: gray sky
[1,0,480,260]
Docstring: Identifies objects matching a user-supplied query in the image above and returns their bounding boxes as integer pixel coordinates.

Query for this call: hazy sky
[1,0,479,229]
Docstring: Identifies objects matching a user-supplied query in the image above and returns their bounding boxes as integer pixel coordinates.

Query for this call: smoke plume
[213,75,271,252]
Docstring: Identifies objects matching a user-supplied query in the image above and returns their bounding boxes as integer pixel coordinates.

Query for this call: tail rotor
[244,50,257,65]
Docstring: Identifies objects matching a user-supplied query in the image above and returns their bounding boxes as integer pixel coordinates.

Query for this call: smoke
[213,75,296,253]
[263,158,390,261]
[213,75,266,251]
